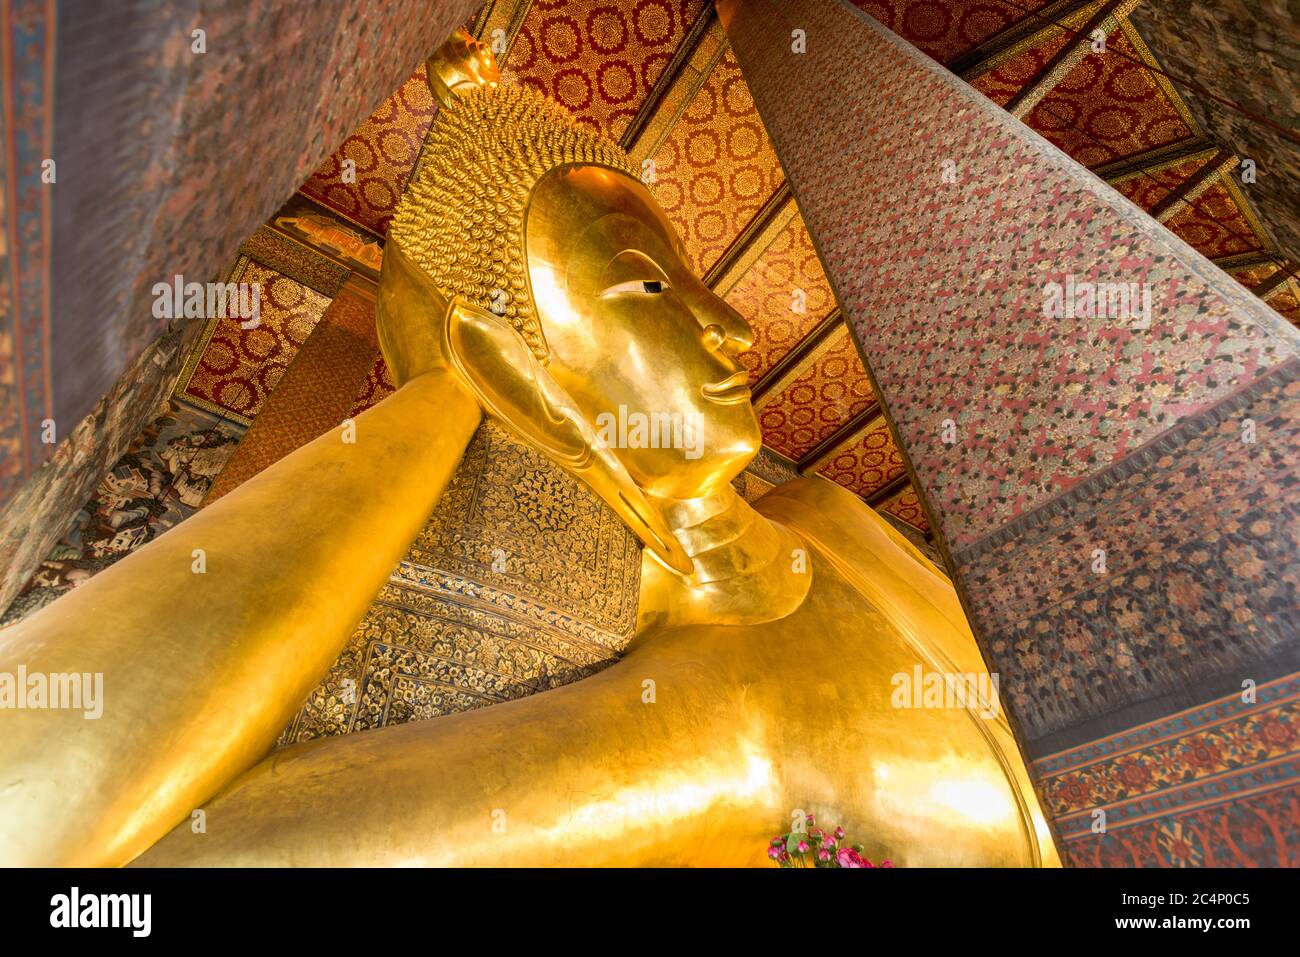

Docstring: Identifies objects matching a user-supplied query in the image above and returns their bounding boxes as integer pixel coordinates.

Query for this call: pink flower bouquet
[767,814,894,868]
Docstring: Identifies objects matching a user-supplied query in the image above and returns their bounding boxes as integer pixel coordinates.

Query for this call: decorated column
[719,0,1300,866]
[0,0,481,608]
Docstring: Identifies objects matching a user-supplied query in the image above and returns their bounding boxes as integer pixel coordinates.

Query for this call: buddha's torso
[622,542,1044,866]
[133,477,1054,868]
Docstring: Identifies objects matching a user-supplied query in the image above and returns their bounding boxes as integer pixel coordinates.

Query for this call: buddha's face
[525,165,761,500]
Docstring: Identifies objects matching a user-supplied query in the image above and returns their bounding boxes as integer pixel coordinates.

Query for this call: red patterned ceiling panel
[1111,155,1203,211]
[649,50,786,275]
[300,66,436,236]
[879,484,930,533]
[1269,288,1300,328]
[1165,180,1264,259]
[724,210,837,383]
[179,261,331,423]
[506,0,708,141]
[850,0,1051,65]
[815,415,907,499]
[1228,262,1280,291]
[756,328,877,461]
[968,30,1071,105]
[1023,28,1195,168]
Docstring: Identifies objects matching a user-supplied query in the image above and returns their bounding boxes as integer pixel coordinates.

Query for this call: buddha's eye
[601,278,669,297]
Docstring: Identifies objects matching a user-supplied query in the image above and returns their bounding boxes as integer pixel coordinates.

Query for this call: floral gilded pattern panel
[177,260,332,424]
[648,51,785,275]
[1,401,245,626]
[300,66,438,235]
[506,0,708,140]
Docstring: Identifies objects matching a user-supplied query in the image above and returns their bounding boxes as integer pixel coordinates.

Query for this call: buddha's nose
[699,294,753,360]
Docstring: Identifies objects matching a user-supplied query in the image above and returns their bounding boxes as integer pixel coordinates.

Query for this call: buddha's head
[381,46,761,575]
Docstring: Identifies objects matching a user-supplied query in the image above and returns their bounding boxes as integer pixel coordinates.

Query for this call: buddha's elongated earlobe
[442,297,695,576]
[375,240,455,386]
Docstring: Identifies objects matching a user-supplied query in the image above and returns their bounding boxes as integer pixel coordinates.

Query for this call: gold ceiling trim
[956,0,1100,81]
[1103,142,1219,186]
[709,194,799,298]
[751,307,843,405]
[1214,251,1279,272]
[291,190,386,242]
[752,317,847,413]
[470,1,494,37]
[1256,263,1299,301]
[626,15,729,165]
[1118,18,1200,136]
[619,4,718,153]
[1149,150,1239,223]
[959,23,1068,81]
[263,222,376,283]
[703,180,792,288]
[171,255,258,428]
[798,401,884,475]
[1219,170,1277,255]
[241,225,350,298]
[267,196,385,278]
[1004,0,1140,120]
[864,472,913,509]
[472,0,533,61]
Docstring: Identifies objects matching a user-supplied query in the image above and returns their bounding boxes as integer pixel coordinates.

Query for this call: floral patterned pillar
[0,0,482,609]
[719,0,1300,866]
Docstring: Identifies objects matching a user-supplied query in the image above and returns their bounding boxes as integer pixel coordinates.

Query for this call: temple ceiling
[175,0,1299,544]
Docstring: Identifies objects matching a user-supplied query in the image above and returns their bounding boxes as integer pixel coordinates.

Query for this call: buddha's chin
[637,446,759,502]
[612,402,759,500]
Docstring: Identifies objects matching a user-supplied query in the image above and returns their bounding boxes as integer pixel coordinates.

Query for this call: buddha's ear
[443,297,694,576]
[375,240,452,386]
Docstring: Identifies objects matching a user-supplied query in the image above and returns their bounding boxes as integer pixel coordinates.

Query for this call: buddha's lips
[702,371,752,403]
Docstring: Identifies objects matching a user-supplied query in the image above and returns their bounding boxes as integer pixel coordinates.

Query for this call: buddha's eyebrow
[595,214,684,269]
[602,248,665,274]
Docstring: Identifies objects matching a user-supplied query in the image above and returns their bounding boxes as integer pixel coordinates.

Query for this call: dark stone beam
[0,0,480,607]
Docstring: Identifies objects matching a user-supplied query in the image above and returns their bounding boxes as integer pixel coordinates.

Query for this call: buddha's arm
[131,626,784,867]
[0,370,481,866]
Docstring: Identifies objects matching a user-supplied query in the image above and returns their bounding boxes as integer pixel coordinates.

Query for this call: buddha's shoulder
[751,476,945,580]
[753,476,989,675]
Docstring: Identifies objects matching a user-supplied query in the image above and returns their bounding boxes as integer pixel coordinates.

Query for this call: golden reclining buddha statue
[0,30,1057,868]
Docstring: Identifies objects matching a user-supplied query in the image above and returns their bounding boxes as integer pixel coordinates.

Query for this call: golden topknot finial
[391,33,637,363]
[426,27,500,108]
